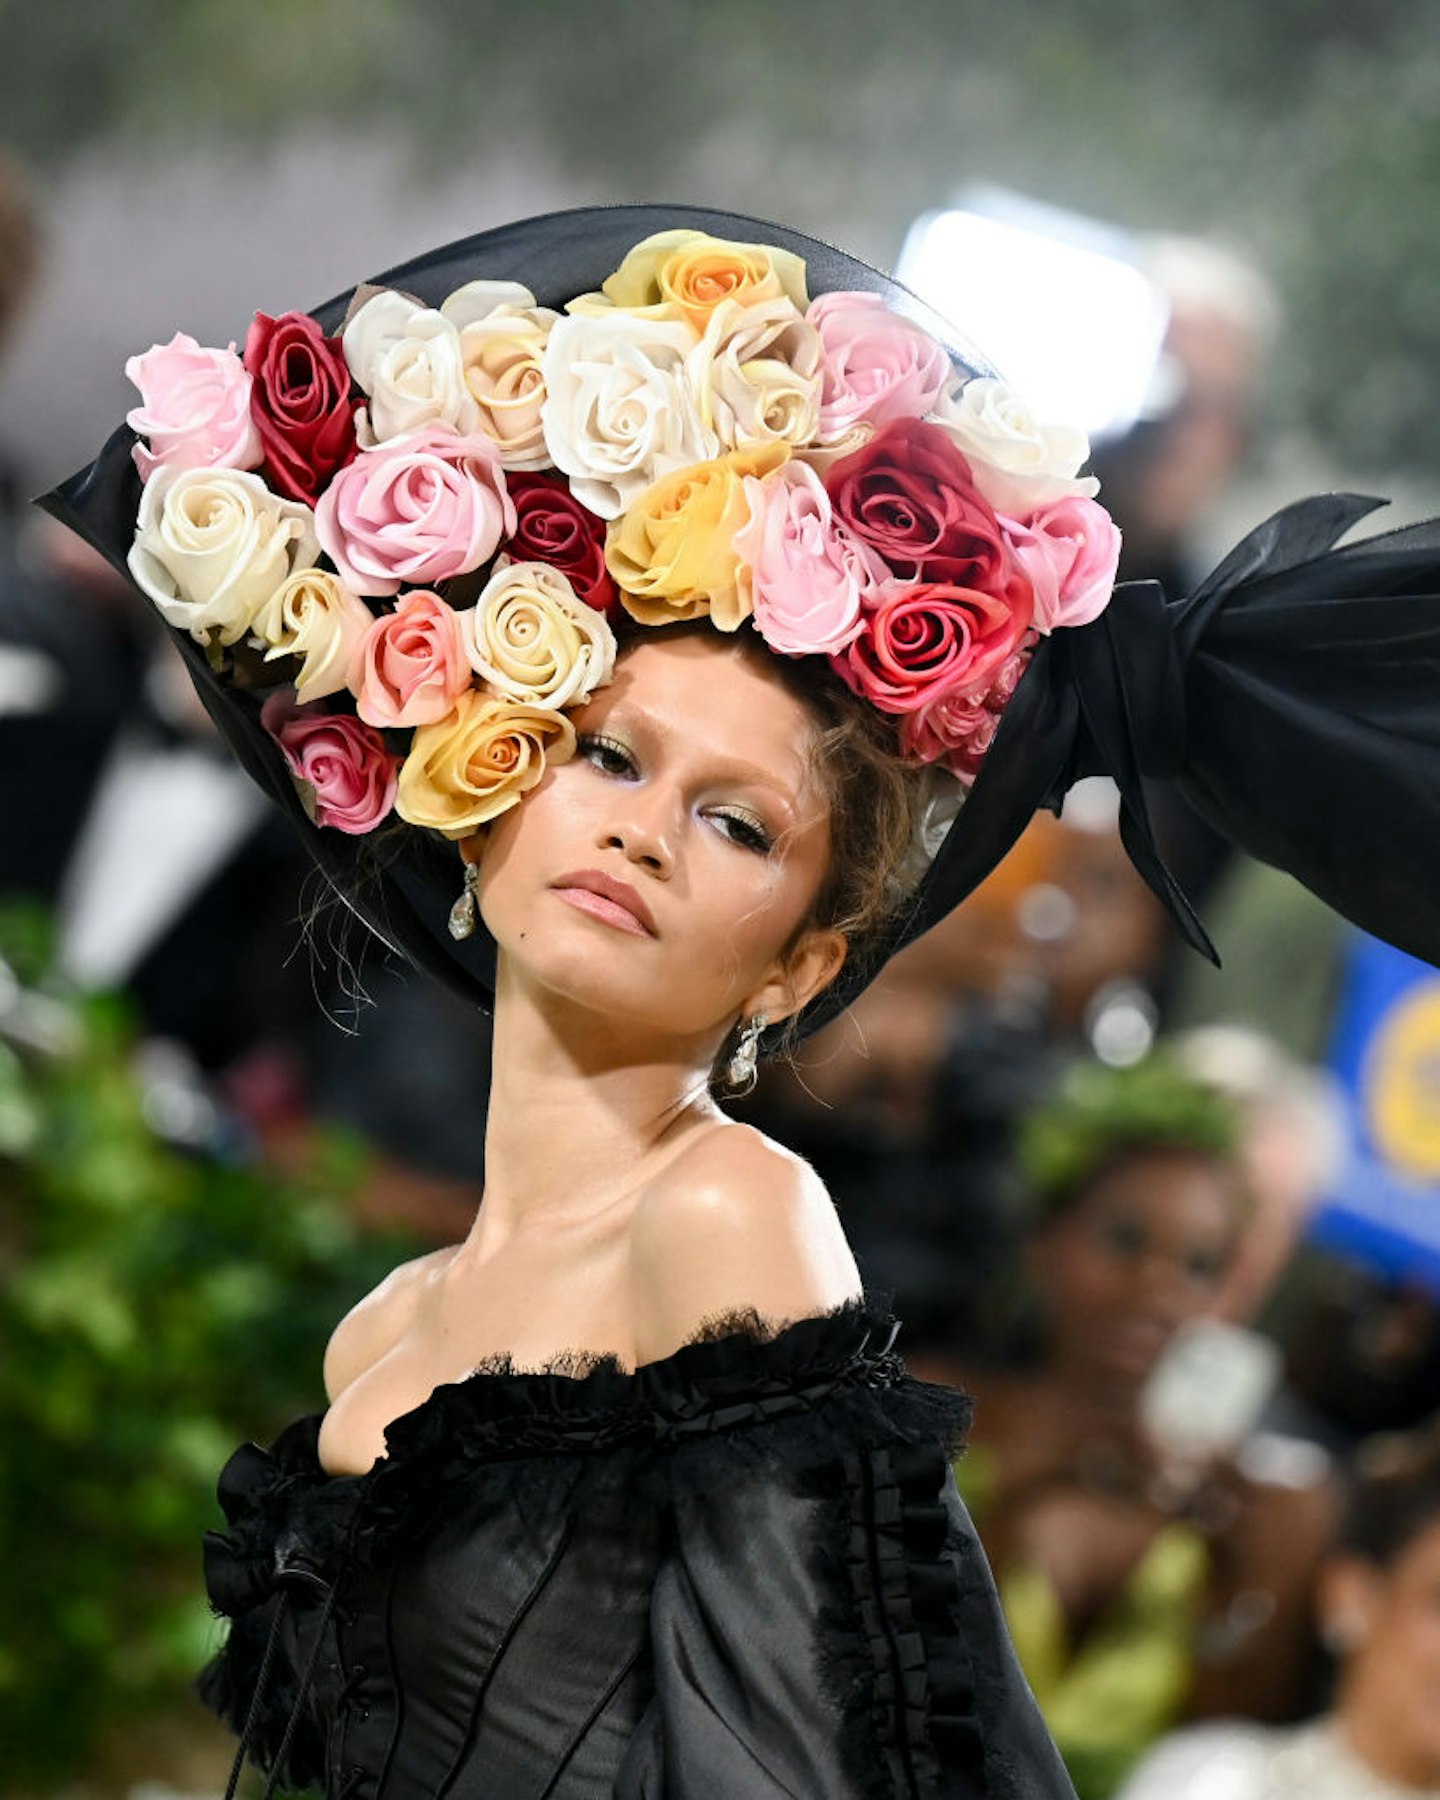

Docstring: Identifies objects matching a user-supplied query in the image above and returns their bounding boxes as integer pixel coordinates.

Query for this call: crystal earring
[726,1012,768,1094]
[448,862,481,941]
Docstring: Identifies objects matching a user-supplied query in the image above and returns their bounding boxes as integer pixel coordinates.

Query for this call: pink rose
[809,292,952,441]
[314,424,515,598]
[898,644,1034,780]
[1002,495,1121,632]
[734,462,886,657]
[834,576,1033,716]
[352,588,473,728]
[125,332,262,480]
[260,691,399,834]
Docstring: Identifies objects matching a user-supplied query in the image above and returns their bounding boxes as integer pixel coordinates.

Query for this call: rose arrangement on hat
[122,229,1120,842]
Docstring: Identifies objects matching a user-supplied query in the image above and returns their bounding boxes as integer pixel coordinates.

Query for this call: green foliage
[0,908,416,1787]
[1018,1052,1242,1218]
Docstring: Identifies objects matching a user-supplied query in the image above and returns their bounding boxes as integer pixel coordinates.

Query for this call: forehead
[590,631,827,804]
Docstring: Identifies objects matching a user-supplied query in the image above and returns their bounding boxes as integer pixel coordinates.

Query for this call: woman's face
[1030,1150,1241,1393]
[472,631,846,1051]
[1329,1515,1440,1782]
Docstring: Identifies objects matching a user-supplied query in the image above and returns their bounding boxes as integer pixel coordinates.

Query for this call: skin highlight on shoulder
[627,1121,862,1366]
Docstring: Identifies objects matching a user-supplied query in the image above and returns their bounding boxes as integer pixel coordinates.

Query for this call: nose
[599,787,676,877]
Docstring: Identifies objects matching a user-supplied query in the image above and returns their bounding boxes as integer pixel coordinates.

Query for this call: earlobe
[459,829,486,869]
[749,928,848,1029]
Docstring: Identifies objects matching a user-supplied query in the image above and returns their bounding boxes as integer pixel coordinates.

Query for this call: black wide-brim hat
[39,204,1440,1041]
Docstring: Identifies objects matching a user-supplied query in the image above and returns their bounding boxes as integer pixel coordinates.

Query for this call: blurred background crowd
[3,4,1440,1797]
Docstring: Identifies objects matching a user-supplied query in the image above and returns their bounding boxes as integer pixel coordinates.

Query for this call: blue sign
[1308,933,1440,1293]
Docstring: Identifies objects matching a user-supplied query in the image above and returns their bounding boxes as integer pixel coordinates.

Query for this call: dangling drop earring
[448,862,481,941]
[726,1012,768,1094]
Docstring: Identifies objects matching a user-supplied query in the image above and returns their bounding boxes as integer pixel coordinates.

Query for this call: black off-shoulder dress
[200,1295,1075,1797]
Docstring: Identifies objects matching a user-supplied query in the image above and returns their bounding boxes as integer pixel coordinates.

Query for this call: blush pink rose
[1001,495,1121,632]
[351,588,473,728]
[809,291,953,441]
[125,332,262,480]
[260,691,399,834]
[314,424,515,597]
[834,576,1033,716]
[734,462,887,657]
[898,643,1034,780]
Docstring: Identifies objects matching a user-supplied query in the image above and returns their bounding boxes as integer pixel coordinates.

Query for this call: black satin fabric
[200,1298,1075,1798]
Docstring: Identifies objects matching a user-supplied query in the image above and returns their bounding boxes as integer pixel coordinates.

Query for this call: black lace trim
[815,1442,988,1798]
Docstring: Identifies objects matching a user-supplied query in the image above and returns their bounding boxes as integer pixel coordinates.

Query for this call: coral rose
[835,576,1033,716]
[352,588,473,729]
[396,690,576,836]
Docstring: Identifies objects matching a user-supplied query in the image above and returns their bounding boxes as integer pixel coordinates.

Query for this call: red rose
[500,474,616,614]
[833,577,1033,716]
[826,417,1013,590]
[244,311,360,505]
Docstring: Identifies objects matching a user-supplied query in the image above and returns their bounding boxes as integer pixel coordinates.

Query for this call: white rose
[460,561,616,710]
[540,311,717,519]
[930,377,1099,514]
[250,568,375,702]
[689,296,822,452]
[343,289,480,446]
[438,281,559,472]
[127,465,319,644]
[887,767,965,903]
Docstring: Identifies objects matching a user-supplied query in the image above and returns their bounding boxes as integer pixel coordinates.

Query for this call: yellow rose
[250,568,375,703]
[395,690,576,837]
[607,443,789,632]
[587,230,809,332]
[462,562,616,709]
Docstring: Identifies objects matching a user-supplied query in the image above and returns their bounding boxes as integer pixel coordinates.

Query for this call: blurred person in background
[1116,1416,1440,1799]
[940,1055,1336,1800]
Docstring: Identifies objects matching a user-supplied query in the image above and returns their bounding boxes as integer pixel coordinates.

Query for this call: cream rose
[540,311,718,519]
[127,465,319,644]
[931,377,1099,514]
[438,281,559,472]
[251,568,375,702]
[461,562,616,709]
[396,689,576,836]
[343,289,480,445]
[689,296,822,453]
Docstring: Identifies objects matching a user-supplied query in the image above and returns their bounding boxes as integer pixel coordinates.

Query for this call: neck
[1334,1684,1440,1793]
[472,958,724,1252]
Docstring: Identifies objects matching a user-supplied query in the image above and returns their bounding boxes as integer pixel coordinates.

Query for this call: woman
[43,205,1440,1798]
[946,1057,1335,1798]
[1115,1417,1440,1798]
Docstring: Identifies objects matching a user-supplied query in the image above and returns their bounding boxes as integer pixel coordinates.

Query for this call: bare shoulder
[628,1122,861,1365]
[322,1245,457,1403]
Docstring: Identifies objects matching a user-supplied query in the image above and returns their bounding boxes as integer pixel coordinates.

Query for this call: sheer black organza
[39,207,1440,1047]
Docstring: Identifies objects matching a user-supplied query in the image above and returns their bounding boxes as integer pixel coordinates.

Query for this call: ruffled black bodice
[200,1296,1075,1798]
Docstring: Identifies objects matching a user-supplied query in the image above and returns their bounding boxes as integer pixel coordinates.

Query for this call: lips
[550,868,657,937]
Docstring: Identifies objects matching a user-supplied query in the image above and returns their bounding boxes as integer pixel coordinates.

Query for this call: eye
[577,733,637,778]
[708,807,774,855]
[1097,1215,1148,1261]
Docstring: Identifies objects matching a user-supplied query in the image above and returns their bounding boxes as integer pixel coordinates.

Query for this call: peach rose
[127,465,318,645]
[440,281,559,473]
[461,562,616,710]
[395,689,576,836]
[251,568,375,703]
[607,443,790,632]
[352,588,473,729]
